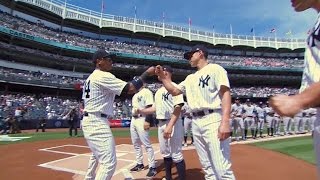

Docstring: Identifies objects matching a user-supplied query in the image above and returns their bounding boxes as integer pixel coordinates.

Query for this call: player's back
[82,70,126,115]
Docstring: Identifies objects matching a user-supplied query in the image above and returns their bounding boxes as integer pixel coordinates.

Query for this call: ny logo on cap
[162,92,170,101]
[199,75,210,88]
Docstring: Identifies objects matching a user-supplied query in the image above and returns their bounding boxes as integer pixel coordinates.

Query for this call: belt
[132,114,143,118]
[157,119,168,121]
[84,112,109,118]
[246,116,253,118]
[191,109,215,118]
[235,115,242,117]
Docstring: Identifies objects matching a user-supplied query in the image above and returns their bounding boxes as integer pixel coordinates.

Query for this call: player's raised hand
[218,122,231,141]
[155,65,168,81]
[269,95,302,117]
[145,66,156,76]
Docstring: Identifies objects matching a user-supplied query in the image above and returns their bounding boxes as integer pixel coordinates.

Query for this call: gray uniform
[231,103,244,140]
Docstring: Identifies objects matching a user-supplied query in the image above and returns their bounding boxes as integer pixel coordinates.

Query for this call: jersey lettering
[199,75,210,88]
[162,92,170,101]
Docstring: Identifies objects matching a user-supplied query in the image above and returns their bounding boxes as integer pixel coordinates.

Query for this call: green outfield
[252,136,315,164]
[0,129,316,165]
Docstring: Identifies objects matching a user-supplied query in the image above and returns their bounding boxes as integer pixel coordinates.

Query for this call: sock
[260,131,263,137]
[244,129,248,138]
[184,136,187,144]
[164,157,173,180]
[191,136,194,143]
[267,128,270,136]
[251,129,255,138]
[175,160,186,180]
[271,128,274,136]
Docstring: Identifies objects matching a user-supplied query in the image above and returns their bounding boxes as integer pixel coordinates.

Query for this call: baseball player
[130,85,157,177]
[81,49,155,180]
[182,100,194,146]
[310,108,317,134]
[254,102,266,138]
[273,112,282,136]
[270,0,320,176]
[138,66,186,180]
[243,99,256,139]
[231,97,244,141]
[294,111,303,134]
[265,103,275,136]
[282,116,293,135]
[155,45,235,179]
[302,108,316,133]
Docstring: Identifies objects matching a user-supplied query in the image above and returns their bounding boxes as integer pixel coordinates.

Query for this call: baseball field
[0,128,317,180]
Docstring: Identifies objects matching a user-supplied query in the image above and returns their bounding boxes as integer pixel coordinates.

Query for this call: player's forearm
[139,106,156,115]
[295,82,320,109]
[167,106,182,128]
[220,86,231,123]
[162,79,182,96]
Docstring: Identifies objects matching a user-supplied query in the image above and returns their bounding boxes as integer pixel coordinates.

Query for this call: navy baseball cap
[183,44,208,60]
[92,49,115,64]
[163,65,173,74]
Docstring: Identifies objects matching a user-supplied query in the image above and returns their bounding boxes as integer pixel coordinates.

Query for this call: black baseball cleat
[130,164,144,171]
[146,167,157,177]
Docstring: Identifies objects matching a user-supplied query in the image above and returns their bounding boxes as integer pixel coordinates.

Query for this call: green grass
[0,128,158,145]
[252,136,316,164]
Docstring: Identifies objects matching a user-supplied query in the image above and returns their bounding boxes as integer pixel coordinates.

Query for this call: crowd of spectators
[0,11,304,68]
[0,83,299,134]
[0,67,85,88]
[0,66,300,98]
[230,87,298,97]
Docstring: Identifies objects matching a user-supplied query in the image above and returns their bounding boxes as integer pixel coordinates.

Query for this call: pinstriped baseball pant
[313,118,320,178]
[130,117,156,168]
[158,118,184,162]
[82,113,116,180]
[192,113,235,180]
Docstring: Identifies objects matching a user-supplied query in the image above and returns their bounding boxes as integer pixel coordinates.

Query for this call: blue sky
[69,0,317,39]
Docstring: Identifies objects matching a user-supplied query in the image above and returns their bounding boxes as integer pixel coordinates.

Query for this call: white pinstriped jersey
[154,83,184,119]
[300,14,320,118]
[82,69,127,115]
[231,104,243,116]
[177,64,230,111]
[132,88,154,114]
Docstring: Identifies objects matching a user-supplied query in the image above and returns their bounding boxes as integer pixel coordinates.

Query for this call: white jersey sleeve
[177,79,187,94]
[99,71,127,96]
[213,64,230,90]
